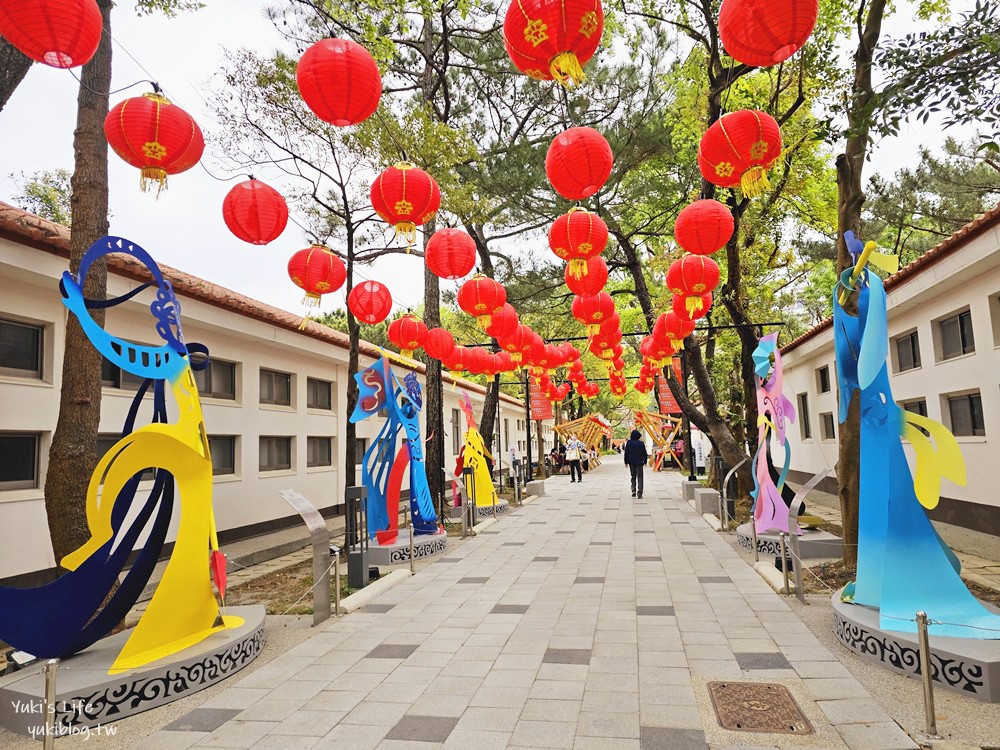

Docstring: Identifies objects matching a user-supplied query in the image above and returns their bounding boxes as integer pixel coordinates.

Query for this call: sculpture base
[736,522,841,559]
[832,592,1000,702]
[476,499,509,519]
[0,605,265,737]
[369,529,448,566]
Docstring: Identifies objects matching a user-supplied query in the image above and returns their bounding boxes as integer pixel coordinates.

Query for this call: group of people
[549,434,591,482]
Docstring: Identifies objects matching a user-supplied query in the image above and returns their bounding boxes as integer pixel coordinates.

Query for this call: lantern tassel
[685,296,704,315]
[476,315,492,332]
[586,323,600,336]
[140,167,169,196]
[550,52,586,89]
[567,258,589,280]
[395,222,417,252]
[298,316,309,331]
[301,292,322,308]
[401,348,415,359]
[740,166,771,197]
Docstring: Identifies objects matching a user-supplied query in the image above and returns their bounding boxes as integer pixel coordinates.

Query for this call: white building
[780,205,1000,540]
[0,203,529,583]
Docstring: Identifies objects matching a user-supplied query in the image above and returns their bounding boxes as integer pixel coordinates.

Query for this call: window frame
[0,432,40,490]
[192,356,238,400]
[816,365,831,394]
[451,408,462,455]
[946,391,985,437]
[820,412,836,441]
[939,309,975,361]
[307,436,333,468]
[306,377,333,411]
[259,435,293,472]
[260,368,292,407]
[354,437,369,465]
[797,393,812,440]
[209,435,237,476]
[0,318,43,379]
[893,329,921,372]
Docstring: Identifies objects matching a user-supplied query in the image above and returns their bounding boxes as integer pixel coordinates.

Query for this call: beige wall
[0,236,526,579]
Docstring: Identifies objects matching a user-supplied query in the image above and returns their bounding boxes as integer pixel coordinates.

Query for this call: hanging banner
[658,358,683,415]
[529,379,553,421]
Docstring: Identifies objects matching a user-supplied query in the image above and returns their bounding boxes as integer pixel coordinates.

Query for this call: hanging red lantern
[546,127,614,200]
[297,38,382,126]
[485,303,519,340]
[496,351,516,372]
[466,346,493,375]
[674,199,734,256]
[424,327,456,360]
[667,255,721,314]
[658,311,696,345]
[565,255,608,296]
[222,179,289,246]
[673,293,713,322]
[598,311,621,336]
[288,245,346,308]
[104,91,204,193]
[457,275,507,331]
[698,110,782,197]
[387,314,428,359]
[563,343,581,361]
[502,0,603,88]
[499,323,533,365]
[444,346,469,375]
[591,328,622,360]
[611,356,625,372]
[425,228,477,280]
[347,281,393,325]
[370,163,441,247]
[572,292,615,336]
[0,0,102,68]
[549,208,609,279]
[719,0,819,68]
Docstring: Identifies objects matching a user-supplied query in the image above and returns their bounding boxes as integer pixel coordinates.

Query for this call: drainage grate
[707,682,813,735]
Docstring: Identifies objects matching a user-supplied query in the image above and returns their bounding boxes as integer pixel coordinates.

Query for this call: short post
[331,545,341,616]
[463,466,476,529]
[777,532,790,595]
[749,520,760,563]
[43,658,58,750]
[408,505,416,575]
[916,611,939,738]
[787,531,806,603]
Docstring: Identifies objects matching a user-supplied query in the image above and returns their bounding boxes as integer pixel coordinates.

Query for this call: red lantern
[565,255,607,297]
[288,245,346,306]
[370,163,441,247]
[719,0,819,68]
[698,110,782,197]
[457,275,507,331]
[658,311,696,345]
[612,357,625,371]
[467,346,493,374]
[674,199,734,256]
[486,303,519,340]
[387,314,428,359]
[424,327,456,360]
[572,291,615,336]
[502,0,604,88]
[104,91,204,193]
[347,281,393,325]
[0,0,101,68]
[667,256,721,314]
[425,228,477,280]
[550,208,609,280]
[673,293,713,322]
[496,351,516,372]
[499,323,534,365]
[444,346,469,374]
[297,38,382,126]
[222,179,289,246]
[546,127,614,200]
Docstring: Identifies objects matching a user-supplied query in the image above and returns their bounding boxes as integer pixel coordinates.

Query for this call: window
[307,377,332,410]
[894,330,921,372]
[101,357,147,390]
[947,392,985,437]
[451,408,462,454]
[209,436,236,476]
[0,433,39,489]
[192,357,236,400]
[308,437,332,468]
[820,412,836,441]
[901,399,928,418]
[797,393,811,440]
[354,437,368,465]
[0,319,42,379]
[260,369,291,406]
[940,310,975,360]
[815,366,830,394]
[504,419,510,451]
[259,436,292,471]
[97,433,155,482]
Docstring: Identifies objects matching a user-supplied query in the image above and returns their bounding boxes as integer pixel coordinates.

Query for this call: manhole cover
[707,682,813,735]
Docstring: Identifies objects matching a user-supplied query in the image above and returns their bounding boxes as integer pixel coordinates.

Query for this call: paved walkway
[147,467,917,750]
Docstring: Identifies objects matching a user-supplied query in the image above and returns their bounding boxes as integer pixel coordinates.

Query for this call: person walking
[624,429,649,498]
[566,434,586,483]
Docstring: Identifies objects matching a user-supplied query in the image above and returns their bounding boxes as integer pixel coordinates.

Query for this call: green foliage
[135,0,204,17]
[11,169,71,226]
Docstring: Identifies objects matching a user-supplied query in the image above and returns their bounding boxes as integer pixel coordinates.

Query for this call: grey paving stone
[635,556,662,562]
[491,603,530,614]
[366,643,420,659]
[635,530,655,534]
[575,577,605,584]
[363,603,396,613]
[834,721,919,750]
[385,715,459,743]
[510,719,578,748]
[437,557,462,562]
[544,647,593,664]
[534,556,559,561]
[636,605,675,616]
[735,651,792,670]
[640,726,708,750]
[143,731,207,750]
[697,576,731,583]
[556,530,575,534]
[592,542,613,546]
[679,541,703,545]
[165,708,241,733]
[458,576,490,584]
[818,698,893,725]
[503,541,526,546]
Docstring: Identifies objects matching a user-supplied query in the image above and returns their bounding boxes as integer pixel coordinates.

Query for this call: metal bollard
[331,545,341,616]
[749,519,760,563]
[777,532,790,595]
[787,531,806,603]
[916,611,939,738]
[408,506,416,575]
[43,658,58,750]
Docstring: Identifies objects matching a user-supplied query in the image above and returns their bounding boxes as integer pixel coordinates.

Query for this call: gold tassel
[512,352,522,364]
[550,52,586,89]
[301,292,322,308]
[401,348,414,359]
[685,296,704,315]
[140,167,168,196]
[476,315,492,332]
[395,222,417,251]
[586,323,600,336]
[298,316,309,331]
[568,258,588,279]
[740,166,771,197]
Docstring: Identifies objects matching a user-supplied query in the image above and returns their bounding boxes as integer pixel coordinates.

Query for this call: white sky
[0,0,980,320]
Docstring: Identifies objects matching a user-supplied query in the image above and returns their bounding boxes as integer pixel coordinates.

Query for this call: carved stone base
[833,592,1000,702]
[0,605,265,736]
[476,499,509,519]
[736,523,841,560]
[369,529,449,566]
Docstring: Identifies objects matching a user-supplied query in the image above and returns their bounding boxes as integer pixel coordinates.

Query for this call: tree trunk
[0,38,32,113]
[44,0,113,563]
[344,252,360,550]
[834,0,888,566]
[423,232,445,519]
[535,420,546,479]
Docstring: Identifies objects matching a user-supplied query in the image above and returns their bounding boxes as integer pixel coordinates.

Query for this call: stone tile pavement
[150,467,917,750]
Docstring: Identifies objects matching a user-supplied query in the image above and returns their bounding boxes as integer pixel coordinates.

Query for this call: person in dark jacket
[623,430,649,498]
